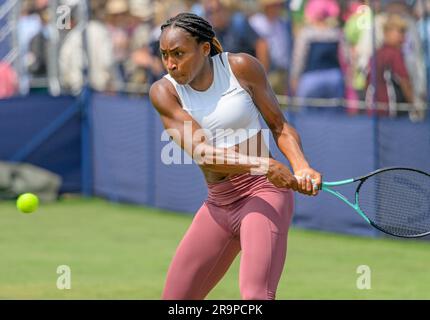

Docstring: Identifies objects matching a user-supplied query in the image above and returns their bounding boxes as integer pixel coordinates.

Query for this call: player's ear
[201,41,211,57]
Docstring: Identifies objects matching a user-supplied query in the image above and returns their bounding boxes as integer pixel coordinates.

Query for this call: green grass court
[1,197,429,299]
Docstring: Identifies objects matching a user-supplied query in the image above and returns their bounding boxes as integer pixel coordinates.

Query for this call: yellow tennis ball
[16,193,39,214]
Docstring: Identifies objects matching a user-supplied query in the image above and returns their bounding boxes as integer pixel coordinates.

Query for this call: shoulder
[227,52,261,68]
[149,77,181,114]
[227,52,266,87]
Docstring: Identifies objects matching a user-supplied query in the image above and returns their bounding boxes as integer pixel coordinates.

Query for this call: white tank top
[164,52,262,148]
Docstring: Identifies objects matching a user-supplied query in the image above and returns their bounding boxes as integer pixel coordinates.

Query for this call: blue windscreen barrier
[260,110,376,236]
[91,95,430,238]
[0,94,81,192]
[378,117,430,172]
[91,93,157,205]
[153,116,208,213]
[1,93,429,238]
[90,95,429,237]
[286,110,377,236]
[91,93,208,213]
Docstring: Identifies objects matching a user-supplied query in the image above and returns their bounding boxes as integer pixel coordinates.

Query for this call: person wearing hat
[250,0,291,95]
[127,0,165,89]
[290,0,345,109]
[106,0,128,16]
[105,0,130,85]
[59,2,116,94]
[129,0,155,23]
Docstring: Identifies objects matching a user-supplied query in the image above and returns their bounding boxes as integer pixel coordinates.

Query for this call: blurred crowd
[1,0,430,119]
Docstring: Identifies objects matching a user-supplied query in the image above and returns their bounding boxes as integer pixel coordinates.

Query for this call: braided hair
[161,13,223,57]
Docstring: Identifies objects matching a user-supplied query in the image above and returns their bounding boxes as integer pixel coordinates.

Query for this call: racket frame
[318,167,430,238]
[321,179,370,224]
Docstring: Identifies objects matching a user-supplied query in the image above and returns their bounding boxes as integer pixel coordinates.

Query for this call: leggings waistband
[207,172,271,207]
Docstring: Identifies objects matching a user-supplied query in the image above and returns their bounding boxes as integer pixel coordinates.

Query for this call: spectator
[105,0,131,85]
[0,63,18,99]
[289,0,306,34]
[59,5,116,94]
[16,1,44,94]
[350,0,385,74]
[416,0,430,114]
[343,1,369,88]
[415,0,430,51]
[127,0,164,91]
[17,2,42,59]
[27,4,51,90]
[385,1,426,116]
[250,0,292,95]
[356,1,425,115]
[203,0,270,71]
[366,14,414,116]
[147,0,190,77]
[290,0,345,110]
[343,1,370,114]
[184,0,205,17]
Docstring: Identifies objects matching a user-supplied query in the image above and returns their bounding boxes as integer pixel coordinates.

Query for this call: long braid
[161,13,223,56]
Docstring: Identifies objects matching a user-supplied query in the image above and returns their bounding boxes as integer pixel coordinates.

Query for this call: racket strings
[358,169,430,237]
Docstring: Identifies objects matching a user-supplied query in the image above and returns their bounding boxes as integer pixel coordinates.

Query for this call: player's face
[159,27,210,85]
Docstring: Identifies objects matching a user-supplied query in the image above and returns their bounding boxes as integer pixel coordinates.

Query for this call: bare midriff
[201,130,272,184]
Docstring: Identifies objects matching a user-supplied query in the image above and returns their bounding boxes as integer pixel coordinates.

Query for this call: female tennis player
[149,12,321,300]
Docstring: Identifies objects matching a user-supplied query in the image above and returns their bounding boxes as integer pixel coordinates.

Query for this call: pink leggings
[162,172,294,300]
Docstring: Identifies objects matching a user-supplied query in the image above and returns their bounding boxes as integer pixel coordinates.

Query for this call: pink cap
[305,0,340,23]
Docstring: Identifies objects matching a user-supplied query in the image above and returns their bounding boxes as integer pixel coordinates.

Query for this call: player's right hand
[266,159,298,191]
[294,167,322,196]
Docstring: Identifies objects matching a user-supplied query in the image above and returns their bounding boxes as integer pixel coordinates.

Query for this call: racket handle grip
[313,179,320,190]
[294,175,320,190]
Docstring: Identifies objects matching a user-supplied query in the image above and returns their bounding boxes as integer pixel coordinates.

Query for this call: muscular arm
[149,78,271,176]
[229,53,310,172]
[229,53,321,193]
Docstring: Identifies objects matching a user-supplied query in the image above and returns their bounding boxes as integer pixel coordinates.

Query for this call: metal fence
[1,0,430,120]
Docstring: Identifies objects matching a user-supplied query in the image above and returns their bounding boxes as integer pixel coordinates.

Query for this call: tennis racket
[307,167,430,238]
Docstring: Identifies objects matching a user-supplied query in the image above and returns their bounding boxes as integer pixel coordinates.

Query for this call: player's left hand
[294,167,322,196]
